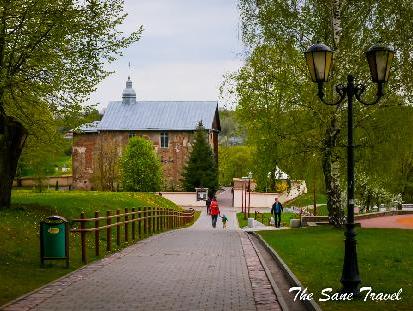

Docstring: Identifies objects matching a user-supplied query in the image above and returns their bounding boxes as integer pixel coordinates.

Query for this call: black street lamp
[304,43,394,294]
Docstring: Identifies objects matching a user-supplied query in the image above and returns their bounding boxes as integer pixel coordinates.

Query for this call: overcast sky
[89,0,244,111]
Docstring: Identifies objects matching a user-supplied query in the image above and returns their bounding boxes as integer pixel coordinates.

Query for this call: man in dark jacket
[271,197,283,228]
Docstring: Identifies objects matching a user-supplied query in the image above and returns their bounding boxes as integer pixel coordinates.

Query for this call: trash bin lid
[45,215,68,223]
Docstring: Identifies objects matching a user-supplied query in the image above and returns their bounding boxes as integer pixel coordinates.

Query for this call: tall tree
[234,0,413,223]
[0,0,142,208]
[182,122,218,194]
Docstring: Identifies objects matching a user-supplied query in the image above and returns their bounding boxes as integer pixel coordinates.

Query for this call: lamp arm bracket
[317,82,346,106]
[355,83,384,106]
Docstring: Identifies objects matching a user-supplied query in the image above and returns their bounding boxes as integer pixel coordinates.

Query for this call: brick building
[72,77,220,190]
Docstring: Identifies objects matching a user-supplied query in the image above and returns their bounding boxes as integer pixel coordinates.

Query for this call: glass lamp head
[305,43,333,82]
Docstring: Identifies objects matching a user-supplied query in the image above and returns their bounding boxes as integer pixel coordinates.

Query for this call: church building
[72,77,221,190]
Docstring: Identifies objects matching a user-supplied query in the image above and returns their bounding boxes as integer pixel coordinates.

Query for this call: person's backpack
[210,200,219,214]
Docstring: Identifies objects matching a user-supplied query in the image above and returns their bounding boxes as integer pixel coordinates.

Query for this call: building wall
[72,130,218,190]
[72,132,99,190]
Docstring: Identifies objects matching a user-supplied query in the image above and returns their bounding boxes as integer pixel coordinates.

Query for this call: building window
[160,132,169,148]
[128,132,136,139]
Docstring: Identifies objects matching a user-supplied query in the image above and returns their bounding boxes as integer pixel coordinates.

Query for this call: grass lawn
[237,212,297,228]
[259,227,413,310]
[0,190,192,306]
[284,192,327,208]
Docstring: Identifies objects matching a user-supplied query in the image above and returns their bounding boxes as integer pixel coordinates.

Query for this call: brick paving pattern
[241,236,281,311]
[359,214,413,229]
[3,189,282,311]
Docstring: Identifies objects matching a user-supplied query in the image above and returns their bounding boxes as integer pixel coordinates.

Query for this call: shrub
[120,137,163,192]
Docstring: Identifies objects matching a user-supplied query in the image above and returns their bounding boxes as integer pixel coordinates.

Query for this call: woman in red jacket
[209,197,220,228]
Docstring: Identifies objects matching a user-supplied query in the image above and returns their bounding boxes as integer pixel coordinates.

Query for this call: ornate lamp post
[304,43,394,294]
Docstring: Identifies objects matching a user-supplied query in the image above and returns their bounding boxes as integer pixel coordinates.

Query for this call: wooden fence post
[162,208,165,231]
[151,207,156,234]
[106,211,111,252]
[143,207,147,237]
[95,211,100,257]
[132,208,136,240]
[157,208,160,232]
[80,212,87,264]
[138,207,142,239]
[116,209,121,246]
[124,208,129,242]
[149,207,153,235]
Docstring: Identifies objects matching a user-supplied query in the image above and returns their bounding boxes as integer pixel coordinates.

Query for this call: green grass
[0,190,189,306]
[237,212,297,228]
[259,227,413,310]
[284,192,327,208]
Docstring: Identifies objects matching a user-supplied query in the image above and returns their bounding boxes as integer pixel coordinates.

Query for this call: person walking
[206,196,211,215]
[221,214,228,229]
[271,197,283,228]
[210,197,220,228]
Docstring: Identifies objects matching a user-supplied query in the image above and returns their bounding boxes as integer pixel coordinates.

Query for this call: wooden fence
[70,207,195,263]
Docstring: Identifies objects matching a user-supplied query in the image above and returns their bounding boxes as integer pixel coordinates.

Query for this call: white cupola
[122,76,136,104]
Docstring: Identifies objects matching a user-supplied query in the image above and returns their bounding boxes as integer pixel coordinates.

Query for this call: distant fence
[13,175,72,188]
[160,192,206,207]
[70,207,195,263]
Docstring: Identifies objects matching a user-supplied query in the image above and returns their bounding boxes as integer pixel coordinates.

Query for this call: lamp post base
[340,223,361,295]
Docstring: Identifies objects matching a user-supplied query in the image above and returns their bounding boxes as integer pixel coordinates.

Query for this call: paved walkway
[4,189,282,311]
[359,214,413,229]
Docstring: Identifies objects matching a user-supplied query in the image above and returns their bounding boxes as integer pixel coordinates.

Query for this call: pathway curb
[246,233,290,311]
[251,232,322,311]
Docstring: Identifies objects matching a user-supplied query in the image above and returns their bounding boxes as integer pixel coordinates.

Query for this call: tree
[182,122,218,194]
[92,134,121,191]
[219,146,254,186]
[0,0,142,208]
[120,137,163,192]
[232,0,413,224]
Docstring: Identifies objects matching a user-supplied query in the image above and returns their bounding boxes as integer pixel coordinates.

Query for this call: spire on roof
[122,76,136,104]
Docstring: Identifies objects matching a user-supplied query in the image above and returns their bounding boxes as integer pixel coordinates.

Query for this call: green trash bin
[40,216,69,267]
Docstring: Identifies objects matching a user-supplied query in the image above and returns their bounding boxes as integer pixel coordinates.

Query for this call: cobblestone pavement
[3,189,281,311]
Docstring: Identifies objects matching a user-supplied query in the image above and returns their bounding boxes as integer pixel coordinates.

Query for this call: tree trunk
[322,117,344,226]
[0,115,27,208]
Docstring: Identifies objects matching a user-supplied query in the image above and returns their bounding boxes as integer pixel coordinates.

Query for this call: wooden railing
[71,207,195,263]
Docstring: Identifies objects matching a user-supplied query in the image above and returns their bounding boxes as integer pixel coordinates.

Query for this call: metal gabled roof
[76,121,100,133]
[97,101,219,131]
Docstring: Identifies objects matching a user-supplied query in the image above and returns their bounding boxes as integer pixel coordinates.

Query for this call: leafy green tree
[219,146,254,186]
[182,122,218,194]
[0,0,142,208]
[231,0,413,224]
[120,137,163,192]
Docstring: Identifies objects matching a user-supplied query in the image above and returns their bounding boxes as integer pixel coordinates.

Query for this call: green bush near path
[0,190,189,306]
[259,227,413,310]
